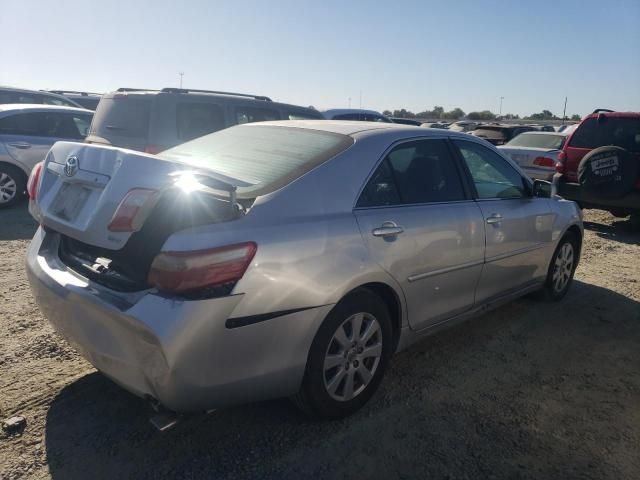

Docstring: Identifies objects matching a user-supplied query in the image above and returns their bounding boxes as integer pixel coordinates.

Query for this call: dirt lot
[0,206,638,480]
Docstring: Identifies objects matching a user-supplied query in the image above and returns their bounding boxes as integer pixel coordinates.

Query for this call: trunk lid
[34,142,244,250]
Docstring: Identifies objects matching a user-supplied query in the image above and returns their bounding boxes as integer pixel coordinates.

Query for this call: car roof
[583,111,640,120]
[102,88,318,111]
[0,103,93,114]
[321,108,385,116]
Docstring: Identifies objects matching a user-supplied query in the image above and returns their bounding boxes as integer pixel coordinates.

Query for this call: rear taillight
[144,145,163,155]
[556,150,567,173]
[533,156,557,168]
[27,161,44,200]
[107,188,158,232]
[148,242,257,294]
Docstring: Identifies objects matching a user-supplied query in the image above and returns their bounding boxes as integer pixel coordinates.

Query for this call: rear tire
[539,232,579,301]
[292,288,393,419]
[0,164,26,209]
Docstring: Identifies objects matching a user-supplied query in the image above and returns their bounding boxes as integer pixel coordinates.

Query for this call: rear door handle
[372,221,404,237]
[8,142,31,149]
[486,214,503,224]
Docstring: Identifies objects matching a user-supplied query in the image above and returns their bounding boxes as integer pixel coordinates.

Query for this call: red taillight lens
[144,145,163,155]
[557,150,567,161]
[27,161,44,200]
[107,188,158,232]
[533,156,557,168]
[148,242,257,293]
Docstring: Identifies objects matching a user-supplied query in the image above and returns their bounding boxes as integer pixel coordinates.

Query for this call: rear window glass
[176,102,226,141]
[89,96,151,138]
[472,128,508,140]
[162,125,353,197]
[569,117,640,152]
[506,133,565,149]
[235,106,280,124]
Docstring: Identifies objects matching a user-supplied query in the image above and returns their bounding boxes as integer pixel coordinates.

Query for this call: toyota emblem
[64,156,79,177]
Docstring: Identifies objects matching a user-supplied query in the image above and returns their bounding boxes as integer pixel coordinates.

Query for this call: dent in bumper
[26,228,331,412]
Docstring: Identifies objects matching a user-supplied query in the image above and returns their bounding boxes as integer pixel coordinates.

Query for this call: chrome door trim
[407,259,484,283]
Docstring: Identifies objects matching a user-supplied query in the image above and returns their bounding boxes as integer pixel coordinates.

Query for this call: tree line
[382,106,581,122]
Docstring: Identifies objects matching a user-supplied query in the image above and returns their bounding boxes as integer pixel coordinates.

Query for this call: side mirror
[532,179,552,198]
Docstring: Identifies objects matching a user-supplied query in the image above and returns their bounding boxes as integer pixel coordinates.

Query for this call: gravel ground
[0,205,638,480]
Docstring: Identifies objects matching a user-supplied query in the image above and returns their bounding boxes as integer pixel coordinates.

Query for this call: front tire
[292,288,393,419]
[540,232,579,301]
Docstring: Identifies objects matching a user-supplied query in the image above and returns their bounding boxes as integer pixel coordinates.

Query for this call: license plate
[51,183,91,221]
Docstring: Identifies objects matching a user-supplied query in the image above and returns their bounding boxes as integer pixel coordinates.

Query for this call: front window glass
[454,140,526,199]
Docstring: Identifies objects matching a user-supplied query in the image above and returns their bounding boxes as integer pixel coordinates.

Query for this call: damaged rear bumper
[26,228,331,412]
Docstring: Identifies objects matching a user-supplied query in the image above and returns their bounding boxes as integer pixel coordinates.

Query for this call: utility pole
[348,97,351,108]
[359,90,362,109]
[179,72,184,88]
[562,96,567,124]
[499,96,504,116]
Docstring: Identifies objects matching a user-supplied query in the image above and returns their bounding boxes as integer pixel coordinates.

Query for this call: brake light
[27,161,44,200]
[107,188,158,232]
[533,156,557,168]
[148,242,257,293]
[144,145,162,155]
[558,150,567,161]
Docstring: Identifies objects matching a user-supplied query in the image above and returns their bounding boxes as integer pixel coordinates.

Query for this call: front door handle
[8,142,31,149]
[486,214,503,224]
[372,221,404,237]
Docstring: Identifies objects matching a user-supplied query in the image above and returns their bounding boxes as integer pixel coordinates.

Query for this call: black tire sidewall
[577,146,637,199]
[0,164,27,208]
[301,289,393,419]
[544,233,579,301]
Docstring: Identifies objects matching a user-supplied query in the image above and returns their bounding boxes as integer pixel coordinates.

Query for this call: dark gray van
[86,88,324,153]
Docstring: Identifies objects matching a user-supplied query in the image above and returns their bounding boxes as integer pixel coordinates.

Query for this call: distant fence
[413,117,578,126]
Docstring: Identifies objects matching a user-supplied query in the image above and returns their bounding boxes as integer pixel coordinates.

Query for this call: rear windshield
[569,117,640,152]
[162,125,354,197]
[473,128,507,140]
[506,133,565,149]
[89,95,151,138]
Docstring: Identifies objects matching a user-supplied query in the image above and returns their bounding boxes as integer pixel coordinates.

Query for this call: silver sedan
[498,131,569,181]
[26,121,583,419]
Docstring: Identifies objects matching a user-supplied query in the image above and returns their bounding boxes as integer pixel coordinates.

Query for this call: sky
[1,0,639,117]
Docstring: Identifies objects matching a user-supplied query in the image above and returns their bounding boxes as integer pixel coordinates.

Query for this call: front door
[452,139,554,303]
[354,138,485,330]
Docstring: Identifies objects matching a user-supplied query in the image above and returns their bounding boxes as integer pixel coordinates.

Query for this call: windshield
[162,125,354,197]
[506,133,565,149]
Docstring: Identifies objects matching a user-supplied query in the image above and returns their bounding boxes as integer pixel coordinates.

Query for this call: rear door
[0,111,91,172]
[354,138,485,330]
[452,139,554,302]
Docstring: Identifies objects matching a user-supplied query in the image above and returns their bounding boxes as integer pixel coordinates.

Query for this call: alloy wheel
[0,173,17,204]
[323,312,382,402]
[552,242,574,293]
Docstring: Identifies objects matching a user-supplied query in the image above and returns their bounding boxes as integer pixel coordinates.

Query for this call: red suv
[553,109,640,219]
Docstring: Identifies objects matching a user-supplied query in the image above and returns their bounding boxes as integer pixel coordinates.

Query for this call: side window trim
[353,136,473,210]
